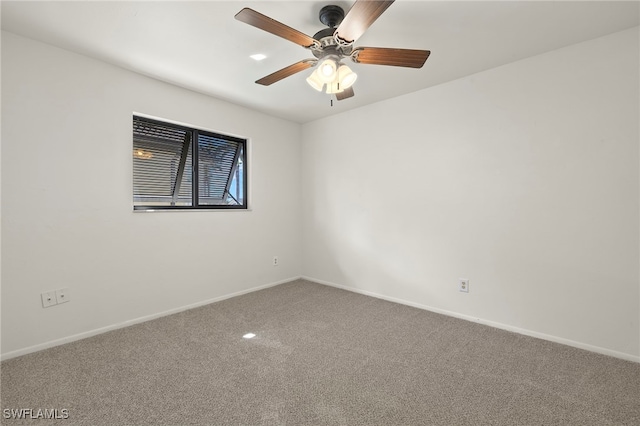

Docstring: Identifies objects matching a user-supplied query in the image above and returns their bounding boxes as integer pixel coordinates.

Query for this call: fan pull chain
[330,82,340,106]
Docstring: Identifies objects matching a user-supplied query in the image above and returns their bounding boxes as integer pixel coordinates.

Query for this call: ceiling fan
[235,0,431,101]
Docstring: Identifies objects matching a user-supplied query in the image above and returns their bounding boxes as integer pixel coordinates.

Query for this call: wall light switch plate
[41,291,57,308]
[56,288,70,304]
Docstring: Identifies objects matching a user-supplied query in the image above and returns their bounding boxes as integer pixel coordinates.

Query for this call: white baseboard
[5,275,637,364]
[301,276,640,364]
[1,276,302,361]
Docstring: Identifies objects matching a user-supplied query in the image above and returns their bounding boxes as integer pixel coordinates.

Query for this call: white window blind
[133,116,247,210]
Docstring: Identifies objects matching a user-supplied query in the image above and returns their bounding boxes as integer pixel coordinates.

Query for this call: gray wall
[301,27,640,360]
[1,32,303,357]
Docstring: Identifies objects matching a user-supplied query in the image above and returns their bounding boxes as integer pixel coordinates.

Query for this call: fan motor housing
[312,9,352,59]
[311,32,352,58]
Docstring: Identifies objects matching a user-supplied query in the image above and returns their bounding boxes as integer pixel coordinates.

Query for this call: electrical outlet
[42,288,71,308]
[272,256,279,266]
[55,288,70,304]
[41,291,57,308]
[459,279,469,293]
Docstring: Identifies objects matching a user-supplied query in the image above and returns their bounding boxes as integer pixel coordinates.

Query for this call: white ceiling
[2,1,638,123]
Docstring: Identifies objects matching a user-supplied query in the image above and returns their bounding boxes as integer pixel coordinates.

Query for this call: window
[133,116,247,210]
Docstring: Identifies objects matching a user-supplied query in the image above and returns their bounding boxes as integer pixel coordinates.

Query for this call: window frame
[133,115,248,211]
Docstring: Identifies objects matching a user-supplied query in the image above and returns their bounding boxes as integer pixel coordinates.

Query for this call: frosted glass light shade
[337,65,357,89]
[306,69,324,91]
[325,81,345,94]
[317,59,337,83]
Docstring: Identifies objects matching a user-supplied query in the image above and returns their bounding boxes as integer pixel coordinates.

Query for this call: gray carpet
[1,279,639,425]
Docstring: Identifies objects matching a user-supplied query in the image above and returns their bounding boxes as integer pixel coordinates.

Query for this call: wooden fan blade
[335,0,395,44]
[336,87,355,101]
[235,8,318,48]
[256,60,315,86]
[353,47,431,68]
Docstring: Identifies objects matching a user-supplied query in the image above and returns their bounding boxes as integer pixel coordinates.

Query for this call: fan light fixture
[337,65,357,89]
[325,82,342,94]
[306,70,324,91]
[317,58,337,83]
[306,61,357,95]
